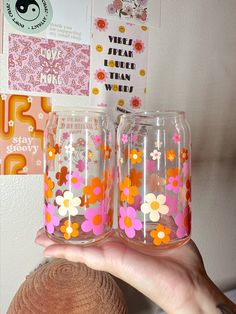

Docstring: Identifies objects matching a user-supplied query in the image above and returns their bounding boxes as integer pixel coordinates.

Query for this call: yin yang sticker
[4,0,53,34]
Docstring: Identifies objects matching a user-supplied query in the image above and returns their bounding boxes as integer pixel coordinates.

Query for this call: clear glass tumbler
[117,111,191,252]
[44,110,115,244]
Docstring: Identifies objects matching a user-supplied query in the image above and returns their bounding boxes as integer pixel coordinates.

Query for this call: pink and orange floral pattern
[119,206,142,238]
[81,204,107,236]
[60,220,79,240]
[150,224,171,246]
[119,177,138,204]
[84,178,105,204]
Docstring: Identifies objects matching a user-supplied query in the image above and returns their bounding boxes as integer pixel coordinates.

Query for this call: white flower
[27,97,32,103]
[28,125,34,132]
[65,144,75,155]
[36,160,42,166]
[150,149,161,161]
[56,191,81,217]
[38,113,44,120]
[1,94,7,100]
[23,166,28,173]
[8,120,14,127]
[155,141,163,149]
[141,193,169,222]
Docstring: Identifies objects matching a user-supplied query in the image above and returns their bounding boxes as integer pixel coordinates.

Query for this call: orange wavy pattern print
[0,94,51,175]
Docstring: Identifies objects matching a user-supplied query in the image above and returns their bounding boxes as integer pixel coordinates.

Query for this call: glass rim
[51,110,109,116]
[121,110,185,119]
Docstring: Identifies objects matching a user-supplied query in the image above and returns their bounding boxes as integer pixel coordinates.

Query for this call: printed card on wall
[0,94,51,175]
[8,34,90,96]
[93,0,161,27]
[90,17,148,112]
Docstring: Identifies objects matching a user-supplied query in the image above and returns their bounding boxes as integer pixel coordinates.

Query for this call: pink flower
[81,205,107,236]
[182,161,189,177]
[119,206,142,238]
[44,204,59,234]
[137,0,148,5]
[66,172,84,189]
[93,135,102,146]
[140,11,147,21]
[175,205,191,238]
[62,132,70,140]
[113,0,122,10]
[107,3,116,14]
[132,194,142,211]
[146,160,156,173]
[166,176,183,193]
[76,160,85,172]
[133,39,145,54]
[166,194,178,216]
[131,134,138,142]
[122,134,129,144]
[172,132,181,144]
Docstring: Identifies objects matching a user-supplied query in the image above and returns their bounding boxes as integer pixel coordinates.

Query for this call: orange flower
[100,144,112,160]
[47,146,56,160]
[60,220,79,240]
[44,175,54,198]
[107,208,114,228]
[84,177,105,204]
[129,149,142,164]
[130,168,143,187]
[166,149,176,162]
[150,224,171,246]
[180,148,189,163]
[167,168,180,178]
[119,177,138,204]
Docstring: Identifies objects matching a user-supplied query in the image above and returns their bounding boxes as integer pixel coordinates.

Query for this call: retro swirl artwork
[0,94,51,175]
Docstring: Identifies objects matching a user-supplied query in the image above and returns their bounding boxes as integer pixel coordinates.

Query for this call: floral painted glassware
[44,111,115,244]
[117,111,191,252]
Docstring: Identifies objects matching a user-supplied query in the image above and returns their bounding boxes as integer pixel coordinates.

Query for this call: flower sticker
[130,168,143,187]
[129,149,142,164]
[94,69,107,83]
[119,177,138,205]
[180,148,189,163]
[122,134,129,144]
[166,176,183,193]
[47,146,56,160]
[93,135,102,146]
[65,144,75,155]
[141,193,169,222]
[56,166,69,186]
[100,144,112,160]
[131,134,139,143]
[150,149,161,161]
[66,171,84,189]
[107,3,116,14]
[56,191,81,217]
[76,160,86,172]
[83,177,105,204]
[150,224,171,246]
[44,175,54,199]
[81,204,107,236]
[175,205,191,238]
[60,220,79,240]
[172,132,181,144]
[133,39,145,53]
[166,150,176,162]
[130,96,141,109]
[155,140,163,149]
[95,18,108,32]
[119,206,142,238]
[44,204,59,234]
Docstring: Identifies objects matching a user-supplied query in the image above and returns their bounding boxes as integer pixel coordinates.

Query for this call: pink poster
[8,34,90,96]
[0,94,51,175]
[90,17,148,112]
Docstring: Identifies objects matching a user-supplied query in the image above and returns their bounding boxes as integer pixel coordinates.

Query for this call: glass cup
[117,111,191,252]
[44,110,115,244]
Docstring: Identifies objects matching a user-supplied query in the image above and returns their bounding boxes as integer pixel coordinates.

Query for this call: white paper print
[90,17,148,112]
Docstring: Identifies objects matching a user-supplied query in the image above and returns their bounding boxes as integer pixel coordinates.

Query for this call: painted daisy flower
[175,205,191,238]
[81,204,107,236]
[129,149,142,164]
[60,220,79,240]
[66,171,84,189]
[44,204,59,234]
[119,206,142,238]
[122,134,129,144]
[56,191,81,217]
[65,144,75,154]
[8,120,14,127]
[166,176,183,194]
[172,132,181,144]
[150,224,171,246]
[150,149,161,161]
[141,193,169,222]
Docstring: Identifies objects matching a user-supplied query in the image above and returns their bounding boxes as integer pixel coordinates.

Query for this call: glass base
[118,230,191,256]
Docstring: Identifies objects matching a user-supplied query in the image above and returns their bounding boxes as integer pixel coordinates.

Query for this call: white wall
[1,1,236,313]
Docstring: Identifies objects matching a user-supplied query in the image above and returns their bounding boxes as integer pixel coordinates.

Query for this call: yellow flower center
[151,201,160,210]
[63,199,70,208]
[45,212,51,223]
[71,177,78,184]
[124,216,132,228]
[158,231,165,239]
[93,214,102,226]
